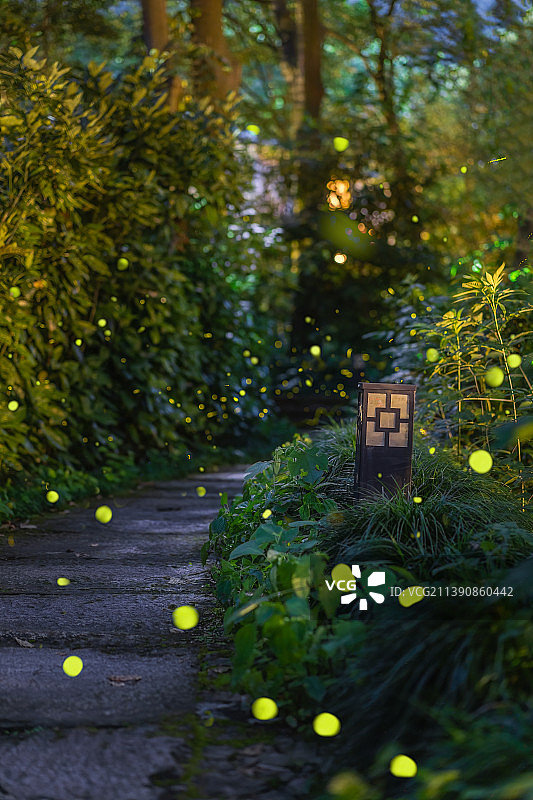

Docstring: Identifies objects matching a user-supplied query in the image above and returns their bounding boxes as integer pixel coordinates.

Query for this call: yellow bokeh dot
[95,505,112,523]
[262,509,272,519]
[63,656,83,677]
[468,449,493,474]
[57,577,70,586]
[313,712,341,737]
[398,587,424,607]
[251,697,278,720]
[331,563,354,584]
[460,165,467,173]
[7,400,19,411]
[172,605,199,629]
[75,338,82,346]
[97,318,107,328]
[46,490,59,503]
[310,345,321,357]
[429,447,436,454]
[250,356,259,365]
[390,754,418,778]
[9,286,21,298]
[333,136,349,152]
[426,348,439,362]
[507,353,522,368]
[485,366,504,387]
[117,257,129,270]
[196,486,206,497]
[246,124,260,135]
[413,496,422,504]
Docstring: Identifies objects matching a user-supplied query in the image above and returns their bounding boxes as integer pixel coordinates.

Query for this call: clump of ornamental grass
[412,705,533,800]
[314,423,531,558]
[321,568,533,773]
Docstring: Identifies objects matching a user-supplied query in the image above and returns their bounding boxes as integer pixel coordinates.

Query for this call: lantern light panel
[354,382,416,499]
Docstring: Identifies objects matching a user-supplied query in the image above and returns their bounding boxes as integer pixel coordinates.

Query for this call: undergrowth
[204,418,533,799]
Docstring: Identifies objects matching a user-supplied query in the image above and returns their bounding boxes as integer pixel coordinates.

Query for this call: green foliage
[327,583,533,767]
[206,418,532,798]
[318,439,531,581]
[413,706,533,800]
[385,263,533,499]
[203,431,359,714]
[0,0,126,71]
[0,45,281,478]
[465,11,533,213]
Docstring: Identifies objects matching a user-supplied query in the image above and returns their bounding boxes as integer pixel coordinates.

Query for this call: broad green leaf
[243,460,271,483]
[228,540,265,559]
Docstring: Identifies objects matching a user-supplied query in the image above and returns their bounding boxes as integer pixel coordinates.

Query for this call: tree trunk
[293,0,326,228]
[141,0,169,51]
[190,0,241,100]
[140,0,181,111]
[514,206,533,268]
[274,0,304,138]
[301,0,323,121]
[289,0,331,349]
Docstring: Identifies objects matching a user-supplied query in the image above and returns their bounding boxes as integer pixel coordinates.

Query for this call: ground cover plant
[0,419,298,528]
[204,410,533,798]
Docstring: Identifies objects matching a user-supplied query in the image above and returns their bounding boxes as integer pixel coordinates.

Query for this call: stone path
[0,466,326,800]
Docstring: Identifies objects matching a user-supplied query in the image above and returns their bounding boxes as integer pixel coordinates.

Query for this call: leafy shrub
[0,46,282,478]
[325,577,533,766]
[204,419,533,799]
[413,706,533,800]
[383,263,533,501]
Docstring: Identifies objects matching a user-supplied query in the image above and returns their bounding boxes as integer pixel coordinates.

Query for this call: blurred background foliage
[0,0,531,485]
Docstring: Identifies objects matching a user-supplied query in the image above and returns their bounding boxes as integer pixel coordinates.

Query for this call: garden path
[0,466,322,800]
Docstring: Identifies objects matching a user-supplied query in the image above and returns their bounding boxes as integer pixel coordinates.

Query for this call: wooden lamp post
[354,382,416,500]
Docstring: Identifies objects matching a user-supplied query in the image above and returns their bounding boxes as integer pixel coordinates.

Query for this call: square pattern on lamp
[365,392,410,448]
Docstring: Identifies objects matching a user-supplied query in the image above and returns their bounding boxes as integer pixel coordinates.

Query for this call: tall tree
[140,0,181,110]
[463,8,533,268]
[140,0,168,51]
[190,0,241,100]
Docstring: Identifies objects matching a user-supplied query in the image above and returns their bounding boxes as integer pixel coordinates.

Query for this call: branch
[224,12,280,54]
[323,26,376,79]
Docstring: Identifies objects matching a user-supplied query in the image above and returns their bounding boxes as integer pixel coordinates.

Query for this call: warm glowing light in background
[327,179,351,210]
